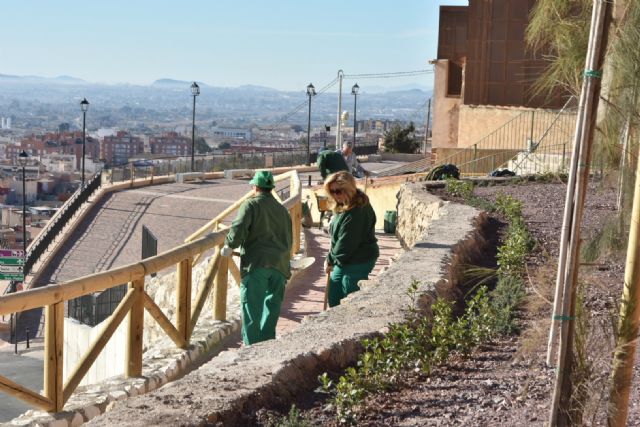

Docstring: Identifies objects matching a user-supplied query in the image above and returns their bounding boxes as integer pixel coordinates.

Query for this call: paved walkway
[278,227,403,336]
[4,179,276,345]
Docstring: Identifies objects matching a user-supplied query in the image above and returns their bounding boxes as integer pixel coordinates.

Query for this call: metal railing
[24,172,102,276]
[108,150,313,182]
[433,102,578,176]
[0,170,301,413]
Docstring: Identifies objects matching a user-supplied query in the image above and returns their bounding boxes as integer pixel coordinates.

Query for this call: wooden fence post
[44,302,64,412]
[126,278,144,378]
[176,258,192,344]
[213,247,229,321]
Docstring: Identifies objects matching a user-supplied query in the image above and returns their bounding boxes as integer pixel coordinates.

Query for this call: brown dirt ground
[251,178,637,427]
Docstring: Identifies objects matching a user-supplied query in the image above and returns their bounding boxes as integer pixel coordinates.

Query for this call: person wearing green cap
[221,170,293,345]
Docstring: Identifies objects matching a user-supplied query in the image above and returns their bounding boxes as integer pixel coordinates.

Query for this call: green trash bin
[384,210,397,234]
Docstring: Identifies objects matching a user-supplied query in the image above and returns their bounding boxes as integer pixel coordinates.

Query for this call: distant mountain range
[0,73,433,128]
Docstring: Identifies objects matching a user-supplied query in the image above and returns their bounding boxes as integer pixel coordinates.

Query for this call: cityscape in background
[0,74,433,253]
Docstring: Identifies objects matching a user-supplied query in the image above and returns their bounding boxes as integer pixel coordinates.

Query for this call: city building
[149,132,190,157]
[8,131,100,169]
[101,131,144,166]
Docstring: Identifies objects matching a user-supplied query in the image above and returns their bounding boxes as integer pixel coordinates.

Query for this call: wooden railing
[0,170,301,413]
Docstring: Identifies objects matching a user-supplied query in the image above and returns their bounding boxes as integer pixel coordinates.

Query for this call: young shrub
[445,178,475,200]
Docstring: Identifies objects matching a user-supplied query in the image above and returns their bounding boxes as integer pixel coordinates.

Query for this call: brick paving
[277,227,403,336]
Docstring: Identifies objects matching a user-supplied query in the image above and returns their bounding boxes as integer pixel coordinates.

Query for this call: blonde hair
[323,171,369,213]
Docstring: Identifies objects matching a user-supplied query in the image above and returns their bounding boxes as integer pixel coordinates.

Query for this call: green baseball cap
[249,170,275,189]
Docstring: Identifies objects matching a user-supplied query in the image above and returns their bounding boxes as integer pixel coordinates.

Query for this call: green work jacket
[225,192,293,278]
[327,202,379,267]
[317,150,349,179]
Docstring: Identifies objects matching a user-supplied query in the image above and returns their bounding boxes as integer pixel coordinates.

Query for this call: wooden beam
[126,278,145,378]
[142,292,186,349]
[0,375,53,411]
[0,231,226,315]
[228,257,242,288]
[213,248,229,321]
[189,251,221,337]
[63,288,136,403]
[176,258,192,342]
[44,302,64,411]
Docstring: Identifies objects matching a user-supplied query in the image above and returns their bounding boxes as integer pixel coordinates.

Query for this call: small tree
[383,122,418,153]
[195,137,212,153]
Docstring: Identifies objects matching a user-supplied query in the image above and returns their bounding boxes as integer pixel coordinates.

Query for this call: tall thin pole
[336,70,344,150]
[352,92,357,149]
[191,94,196,171]
[425,98,432,154]
[81,110,86,187]
[548,1,611,425]
[306,93,312,166]
[22,165,26,260]
[608,136,640,426]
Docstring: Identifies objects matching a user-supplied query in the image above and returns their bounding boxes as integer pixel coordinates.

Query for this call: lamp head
[351,83,359,95]
[306,83,316,96]
[191,82,200,96]
[80,98,89,113]
[18,150,29,167]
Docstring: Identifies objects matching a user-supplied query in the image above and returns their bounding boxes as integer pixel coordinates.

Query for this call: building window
[447,61,463,97]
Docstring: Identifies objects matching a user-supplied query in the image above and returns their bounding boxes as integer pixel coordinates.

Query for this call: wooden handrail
[0,170,302,414]
[0,231,226,315]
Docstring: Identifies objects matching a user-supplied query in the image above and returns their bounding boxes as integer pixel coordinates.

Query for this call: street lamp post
[351,83,359,151]
[306,83,317,166]
[190,82,200,171]
[16,150,28,352]
[80,98,89,187]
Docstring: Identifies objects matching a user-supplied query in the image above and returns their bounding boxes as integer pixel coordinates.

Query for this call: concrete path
[278,227,402,336]
[0,339,44,423]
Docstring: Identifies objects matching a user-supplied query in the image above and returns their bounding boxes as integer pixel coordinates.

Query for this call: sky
[0,1,468,92]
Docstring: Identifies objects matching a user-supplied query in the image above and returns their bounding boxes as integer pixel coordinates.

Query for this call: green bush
[319,192,534,424]
[445,179,475,200]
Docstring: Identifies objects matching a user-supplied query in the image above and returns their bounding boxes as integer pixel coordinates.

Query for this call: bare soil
[252,178,635,426]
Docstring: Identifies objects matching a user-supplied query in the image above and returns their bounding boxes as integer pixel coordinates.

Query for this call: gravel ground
[252,178,635,426]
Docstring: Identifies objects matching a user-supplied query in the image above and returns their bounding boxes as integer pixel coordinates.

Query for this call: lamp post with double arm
[190,82,200,171]
[306,83,316,166]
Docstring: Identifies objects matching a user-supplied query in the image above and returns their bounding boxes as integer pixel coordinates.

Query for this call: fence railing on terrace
[0,170,302,413]
[433,101,578,176]
[24,172,102,277]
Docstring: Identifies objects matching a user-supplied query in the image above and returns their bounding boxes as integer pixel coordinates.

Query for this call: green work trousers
[328,259,377,308]
[240,267,286,345]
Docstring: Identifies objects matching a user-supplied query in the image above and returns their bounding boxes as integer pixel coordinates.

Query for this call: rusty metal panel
[438,6,468,63]
[460,0,563,108]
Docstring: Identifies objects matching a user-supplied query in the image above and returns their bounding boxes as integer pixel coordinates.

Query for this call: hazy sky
[1,1,468,91]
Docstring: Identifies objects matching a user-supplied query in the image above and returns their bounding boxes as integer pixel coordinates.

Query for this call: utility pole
[335,70,344,150]
[424,98,431,154]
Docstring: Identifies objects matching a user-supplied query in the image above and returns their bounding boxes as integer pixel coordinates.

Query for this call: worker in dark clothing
[317,149,349,179]
[221,170,292,345]
[323,171,379,307]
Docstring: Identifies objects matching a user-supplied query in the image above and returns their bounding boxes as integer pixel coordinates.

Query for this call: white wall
[64,316,128,387]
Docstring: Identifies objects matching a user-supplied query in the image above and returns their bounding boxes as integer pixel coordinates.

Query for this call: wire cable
[343,69,434,80]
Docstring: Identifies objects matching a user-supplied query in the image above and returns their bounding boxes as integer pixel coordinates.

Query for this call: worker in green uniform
[323,171,379,307]
[221,170,292,345]
[317,149,349,179]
